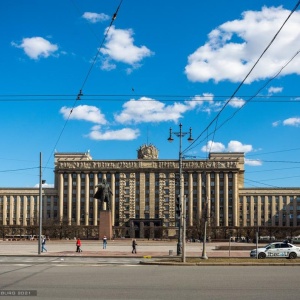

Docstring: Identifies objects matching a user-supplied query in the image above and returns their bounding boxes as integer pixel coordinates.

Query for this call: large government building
[1,144,300,240]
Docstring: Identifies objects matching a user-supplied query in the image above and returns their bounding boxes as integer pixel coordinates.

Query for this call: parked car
[250,242,300,259]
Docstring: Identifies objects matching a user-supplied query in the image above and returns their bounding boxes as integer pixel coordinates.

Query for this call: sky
[1,0,300,188]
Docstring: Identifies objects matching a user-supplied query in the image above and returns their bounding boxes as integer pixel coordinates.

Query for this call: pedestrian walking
[103,235,107,249]
[132,239,137,254]
[41,236,47,252]
[76,237,82,252]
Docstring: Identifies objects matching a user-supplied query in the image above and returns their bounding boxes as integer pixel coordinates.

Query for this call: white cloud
[114,94,226,124]
[82,12,109,23]
[227,140,253,152]
[283,117,300,127]
[228,97,246,108]
[272,120,281,127]
[245,158,263,166]
[100,26,153,68]
[202,141,263,166]
[100,58,116,71]
[185,6,300,83]
[201,140,252,153]
[268,86,283,94]
[115,97,190,124]
[184,93,218,112]
[12,37,58,60]
[34,183,54,188]
[87,127,140,140]
[60,105,107,124]
[201,141,226,152]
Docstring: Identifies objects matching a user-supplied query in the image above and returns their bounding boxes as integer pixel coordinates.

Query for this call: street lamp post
[168,124,193,262]
[38,152,46,255]
[201,179,209,259]
[201,201,208,259]
[38,152,42,254]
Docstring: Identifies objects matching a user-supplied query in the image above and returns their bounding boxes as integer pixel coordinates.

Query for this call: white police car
[250,242,300,259]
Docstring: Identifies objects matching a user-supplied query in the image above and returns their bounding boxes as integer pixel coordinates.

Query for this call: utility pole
[168,124,193,262]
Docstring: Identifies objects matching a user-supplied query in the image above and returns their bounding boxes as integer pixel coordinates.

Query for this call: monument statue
[94,179,113,211]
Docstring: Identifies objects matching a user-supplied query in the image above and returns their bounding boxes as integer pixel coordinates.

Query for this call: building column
[278,196,283,226]
[3,196,7,225]
[257,196,262,227]
[140,172,145,219]
[93,172,98,226]
[36,194,39,226]
[30,196,34,226]
[43,194,47,221]
[149,172,155,218]
[76,173,81,226]
[9,196,14,225]
[58,173,64,222]
[23,196,27,227]
[68,173,72,225]
[206,173,211,218]
[293,196,297,227]
[188,172,193,227]
[215,172,220,227]
[242,196,247,227]
[285,196,290,226]
[232,172,238,226]
[250,196,254,227]
[271,196,276,226]
[197,172,202,220]
[85,173,90,226]
[264,196,268,226]
[111,173,116,226]
[16,196,21,226]
[224,172,228,227]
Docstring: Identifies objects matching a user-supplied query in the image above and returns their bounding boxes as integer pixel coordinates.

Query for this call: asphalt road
[1,264,299,300]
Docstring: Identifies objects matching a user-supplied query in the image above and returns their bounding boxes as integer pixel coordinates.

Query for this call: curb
[140,261,300,266]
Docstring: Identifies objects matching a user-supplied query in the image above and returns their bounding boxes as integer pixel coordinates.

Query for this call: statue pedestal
[99,210,112,240]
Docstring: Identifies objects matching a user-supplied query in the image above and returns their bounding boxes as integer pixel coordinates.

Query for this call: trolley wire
[183,0,300,156]
[44,0,124,170]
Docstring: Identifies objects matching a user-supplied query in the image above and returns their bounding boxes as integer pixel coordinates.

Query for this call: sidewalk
[0,239,251,258]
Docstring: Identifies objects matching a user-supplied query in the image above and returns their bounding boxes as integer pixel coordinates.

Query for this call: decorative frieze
[56,160,238,171]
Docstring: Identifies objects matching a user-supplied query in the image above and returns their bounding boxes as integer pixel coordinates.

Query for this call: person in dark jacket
[103,235,107,249]
[41,237,47,252]
[132,239,137,254]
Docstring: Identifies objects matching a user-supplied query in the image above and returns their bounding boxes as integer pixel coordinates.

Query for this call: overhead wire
[246,147,300,157]
[1,95,300,103]
[204,49,300,146]
[183,0,300,156]
[1,94,300,99]
[186,48,300,157]
[44,0,124,170]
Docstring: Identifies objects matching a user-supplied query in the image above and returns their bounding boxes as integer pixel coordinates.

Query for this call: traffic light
[175,196,181,218]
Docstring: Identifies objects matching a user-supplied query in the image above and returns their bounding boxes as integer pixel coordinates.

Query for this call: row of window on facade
[1,195,300,214]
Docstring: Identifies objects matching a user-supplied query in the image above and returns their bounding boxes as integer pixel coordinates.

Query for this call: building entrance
[129,218,163,239]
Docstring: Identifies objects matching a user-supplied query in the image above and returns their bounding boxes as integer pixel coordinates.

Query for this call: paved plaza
[0,239,251,258]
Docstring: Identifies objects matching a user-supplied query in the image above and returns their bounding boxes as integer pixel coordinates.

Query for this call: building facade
[1,144,300,239]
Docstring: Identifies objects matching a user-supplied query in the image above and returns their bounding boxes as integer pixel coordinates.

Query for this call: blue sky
[1,0,300,188]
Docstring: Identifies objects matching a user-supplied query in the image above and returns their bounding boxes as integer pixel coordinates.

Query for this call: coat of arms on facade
[137,144,159,159]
